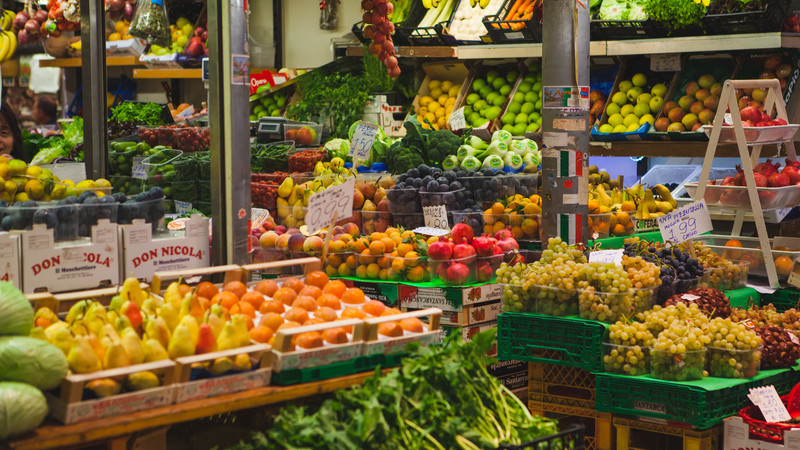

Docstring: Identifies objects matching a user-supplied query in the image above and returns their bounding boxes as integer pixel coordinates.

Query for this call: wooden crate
[363,308,442,357]
[150,264,244,295]
[241,256,323,285]
[271,318,366,372]
[528,401,614,450]
[614,416,720,450]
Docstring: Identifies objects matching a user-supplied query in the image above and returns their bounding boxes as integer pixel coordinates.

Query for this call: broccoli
[386,140,425,174]
[424,130,461,165]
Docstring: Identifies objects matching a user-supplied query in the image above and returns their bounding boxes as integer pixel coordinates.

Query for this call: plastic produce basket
[642,20,703,38]
[483,0,542,44]
[435,0,507,45]
[351,21,371,44]
[497,312,608,372]
[590,17,649,40]
[703,1,787,35]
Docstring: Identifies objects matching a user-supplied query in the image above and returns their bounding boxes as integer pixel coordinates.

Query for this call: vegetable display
[0,282,33,337]
[29,117,84,166]
[110,101,167,127]
[643,0,705,34]
[455,131,540,173]
[0,336,68,390]
[385,120,462,174]
[230,330,559,449]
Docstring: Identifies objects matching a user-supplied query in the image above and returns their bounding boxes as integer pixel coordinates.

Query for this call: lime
[508,101,522,114]
[525,122,540,132]
[502,124,514,133]
[501,112,516,125]
[506,70,519,84]
[499,85,512,96]
[492,95,505,107]
[513,93,524,103]
[486,71,499,83]
[521,102,535,115]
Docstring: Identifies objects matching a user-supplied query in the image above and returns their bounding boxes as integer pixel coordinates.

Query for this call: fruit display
[182,15,207,57]
[587,182,676,237]
[138,125,210,153]
[103,0,133,23]
[445,0,505,42]
[361,0,401,77]
[498,60,543,136]
[427,225,511,285]
[664,286,732,319]
[754,326,800,369]
[108,141,154,177]
[272,161,350,228]
[453,131,540,173]
[475,195,541,241]
[706,317,761,378]
[105,19,133,42]
[597,72,667,134]
[690,158,799,209]
[249,90,292,121]
[353,174,395,234]
[285,125,320,147]
[414,78,462,130]
[737,52,796,101]
[461,64,520,129]
[589,90,607,127]
[655,73,721,133]
[623,238,704,303]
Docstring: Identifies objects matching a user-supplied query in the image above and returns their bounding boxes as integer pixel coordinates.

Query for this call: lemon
[24,179,44,200]
[430,88,443,99]
[0,156,9,165]
[95,178,112,189]
[76,180,96,190]
[4,180,16,193]
[446,97,457,106]
[424,112,436,124]
[428,79,442,91]
[0,192,11,202]
[25,166,42,177]
[95,191,106,197]
[108,32,122,41]
[417,106,429,117]
[419,96,433,107]
[437,94,449,106]
[441,80,453,92]
[50,184,65,199]
[14,192,29,202]
[435,108,446,119]
[436,117,446,129]
[62,179,75,187]
[448,85,460,97]
[8,159,26,176]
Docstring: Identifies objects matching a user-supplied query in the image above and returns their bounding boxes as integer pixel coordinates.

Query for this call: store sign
[657,200,712,243]
[306,178,355,234]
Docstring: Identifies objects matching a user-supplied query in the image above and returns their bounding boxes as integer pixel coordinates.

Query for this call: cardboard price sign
[588,249,624,265]
[423,204,449,230]
[131,157,147,180]
[306,178,355,234]
[348,121,379,163]
[748,386,791,423]
[657,200,712,243]
[448,107,466,130]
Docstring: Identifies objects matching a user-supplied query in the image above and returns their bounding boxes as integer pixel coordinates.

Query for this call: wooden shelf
[132,68,202,79]
[39,56,143,68]
[2,371,378,450]
[588,140,799,158]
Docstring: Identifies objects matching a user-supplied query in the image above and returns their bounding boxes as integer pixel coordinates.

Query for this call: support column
[540,0,591,245]
[80,0,107,179]
[208,0,251,265]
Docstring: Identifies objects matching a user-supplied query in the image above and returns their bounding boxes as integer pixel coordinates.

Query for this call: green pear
[143,339,170,362]
[121,328,145,365]
[68,335,102,373]
[168,323,195,359]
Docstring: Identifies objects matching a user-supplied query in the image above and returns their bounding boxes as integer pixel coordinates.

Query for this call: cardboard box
[139,53,182,69]
[106,38,148,57]
[363,94,405,137]
[409,62,471,130]
[120,216,210,282]
[342,279,399,306]
[406,300,501,326]
[487,359,527,377]
[398,283,503,311]
[0,233,21,289]
[440,321,498,355]
[723,416,800,450]
[20,220,120,294]
[498,370,528,391]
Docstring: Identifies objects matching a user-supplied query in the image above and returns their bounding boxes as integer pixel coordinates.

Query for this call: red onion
[34,10,48,24]
[17,29,30,44]
[123,1,134,21]
[13,12,29,32]
[25,19,40,35]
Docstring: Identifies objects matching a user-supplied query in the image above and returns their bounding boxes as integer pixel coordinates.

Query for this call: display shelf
[3,371,382,450]
[132,68,203,79]
[39,56,143,68]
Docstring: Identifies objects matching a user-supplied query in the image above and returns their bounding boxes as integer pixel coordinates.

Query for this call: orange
[380,237,395,253]
[284,307,310,324]
[491,202,505,215]
[260,299,286,315]
[292,296,319,312]
[396,242,413,257]
[259,312,285,331]
[254,279,279,297]
[725,239,744,259]
[345,254,358,269]
[341,307,366,320]
[368,240,386,256]
[366,263,380,279]
[282,277,305,294]
[303,318,326,326]
[230,301,256,318]
[213,291,240,310]
[322,327,349,344]
[362,300,386,317]
[341,287,366,304]
[304,270,329,288]
[273,287,298,306]
[381,307,402,316]
[298,285,323,300]
[197,296,210,311]
[179,284,192,297]
[295,331,324,349]
[378,322,404,337]
[241,291,266,309]
[318,294,342,310]
[407,266,426,282]
[249,326,274,343]
[279,321,302,331]
[775,256,794,276]
[359,249,376,265]
[322,280,347,297]
[400,317,424,333]
[377,255,390,268]
[370,232,385,242]
[223,281,247,299]
[316,306,339,322]
[196,281,219,300]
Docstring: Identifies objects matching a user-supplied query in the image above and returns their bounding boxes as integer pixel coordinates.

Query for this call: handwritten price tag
[131,157,147,180]
[657,200,712,244]
[306,178,355,234]
[588,249,624,265]
[650,54,681,72]
[348,121,379,164]
[423,205,449,230]
[748,386,791,423]
[448,107,466,130]
[174,200,192,215]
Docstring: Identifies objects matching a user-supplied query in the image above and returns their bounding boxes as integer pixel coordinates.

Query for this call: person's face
[0,116,15,156]
[32,101,45,124]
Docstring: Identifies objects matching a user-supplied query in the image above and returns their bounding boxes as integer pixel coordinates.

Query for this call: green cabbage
[0,336,68,390]
[0,282,33,336]
[0,382,48,439]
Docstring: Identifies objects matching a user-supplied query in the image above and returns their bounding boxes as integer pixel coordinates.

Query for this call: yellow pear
[164,281,183,309]
[231,315,251,347]
[86,379,122,397]
[216,322,239,351]
[206,357,233,376]
[179,315,199,345]
[121,328,145,365]
[49,325,73,356]
[103,340,130,369]
[231,353,252,371]
[143,339,169,362]
[145,316,171,348]
[125,371,160,391]
[206,311,224,339]
[167,323,195,359]
[159,302,179,332]
[140,297,158,316]
[44,321,70,341]
[29,327,47,341]
[68,335,102,373]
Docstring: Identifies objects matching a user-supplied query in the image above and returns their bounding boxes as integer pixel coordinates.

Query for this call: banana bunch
[0,10,18,63]
[631,184,677,220]
[469,0,491,7]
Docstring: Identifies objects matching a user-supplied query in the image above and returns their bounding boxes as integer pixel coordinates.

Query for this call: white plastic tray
[700,124,800,144]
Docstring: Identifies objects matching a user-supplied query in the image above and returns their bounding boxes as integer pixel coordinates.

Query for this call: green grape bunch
[604,320,654,375]
[706,317,761,378]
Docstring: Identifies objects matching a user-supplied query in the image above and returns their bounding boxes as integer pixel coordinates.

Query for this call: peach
[703,95,718,111]
[342,222,360,237]
[667,122,686,132]
[654,117,670,132]
[303,236,324,255]
[678,95,693,111]
[667,107,686,123]
[689,101,704,116]
[288,233,306,253]
[685,81,700,97]
[694,89,710,102]
[260,231,280,249]
[276,233,291,250]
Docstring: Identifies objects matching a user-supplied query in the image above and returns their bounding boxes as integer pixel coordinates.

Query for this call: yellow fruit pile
[0,157,110,203]
[483,194,542,239]
[107,20,133,41]
[416,79,462,130]
[324,228,433,282]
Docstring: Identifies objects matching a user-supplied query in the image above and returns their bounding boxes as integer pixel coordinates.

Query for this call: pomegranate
[451,223,474,244]
[496,237,520,253]
[428,237,453,261]
[435,261,449,282]
[494,228,514,241]
[769,172,790,187]
[446,263,471,285]
[471,234,495,257]
[476,260,494,283]
[453,243,477,262]
[786,158,800,169]
[720,176,736,186]
[753,172,768,187]
[734,165,745,186]
[782,165,800,185]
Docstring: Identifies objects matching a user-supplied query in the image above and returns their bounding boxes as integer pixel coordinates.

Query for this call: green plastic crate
[497,312,608,372]
[725,287,760,309]
[763,289,800,312]
[595,366,800,429]
[591,230,664,250]
[270,352,408,386]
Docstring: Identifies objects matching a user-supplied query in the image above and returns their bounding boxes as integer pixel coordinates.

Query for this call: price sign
[657,200,712,244]
[748,386,791,423]
[448,107,466,130]
[412,226,450,237]
[348,121,379,164]
[175,200,192,215]
[306,178,355,234]
[650,54,681,72]
[588,249,624,265]
[423,204,449,230]
[131,157,147,180]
